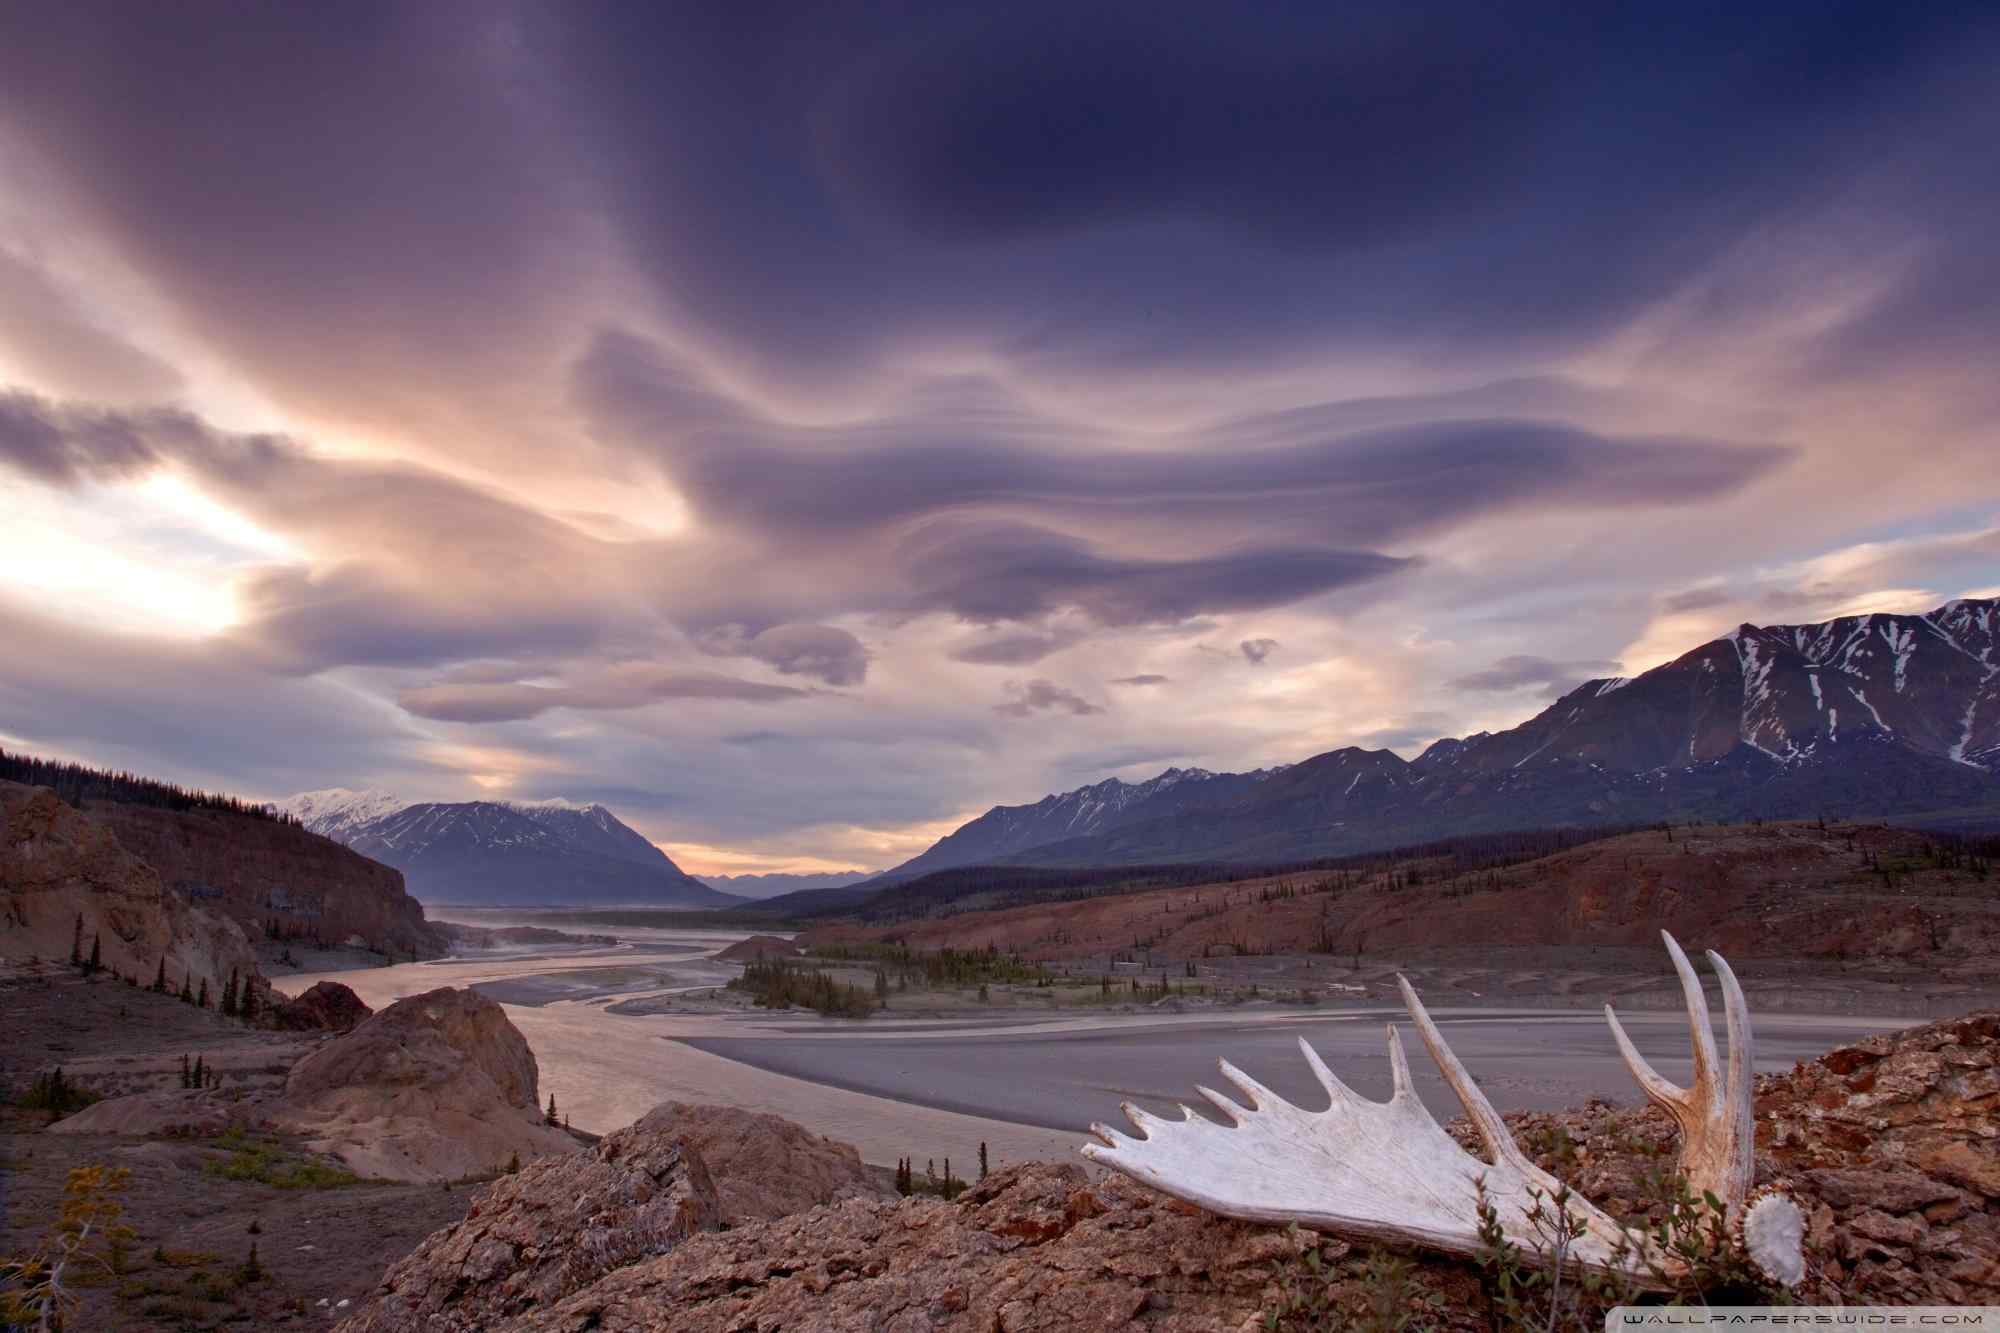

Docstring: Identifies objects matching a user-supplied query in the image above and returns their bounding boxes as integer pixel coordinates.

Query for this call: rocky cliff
[0,780,259,994]
[89,799,439,959]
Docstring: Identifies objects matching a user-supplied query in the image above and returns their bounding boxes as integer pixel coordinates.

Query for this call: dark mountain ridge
[886,599,2000,875]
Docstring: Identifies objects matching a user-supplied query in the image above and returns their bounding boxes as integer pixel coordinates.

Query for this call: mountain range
[880,598,2000,876]
[695,870,877,899]
[273,791,738,908]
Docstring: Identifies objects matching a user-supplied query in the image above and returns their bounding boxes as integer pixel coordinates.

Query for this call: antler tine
[1297,1035,1360,1105]
[1662,931,1721,1104]
[1218,1058,1288,1112]
[1604,1001,1686,1109]
[1708,949,1752,1111]
[1196,1084,1250,1124]
[1397,974,1530,1171]
[1705,949,1757,1207]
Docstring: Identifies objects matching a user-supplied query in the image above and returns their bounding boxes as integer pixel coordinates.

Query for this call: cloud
[1239,637,1279,665]
[1661,586,1734,613]
[0,249,183,403]
[1,2,1996,870]
[994,679,1104,718]
[694,623,869,686]
[1110,674,1169,686]
[951,632,1070,666]
[1451,655,1623,697]
[397,665,810,723]
[892,519,1411,625]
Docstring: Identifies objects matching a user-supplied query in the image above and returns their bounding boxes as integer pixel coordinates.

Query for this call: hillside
[278,792,738,908]
[805,821,2000,986]
[885,599,2000,872]
[2,754,441,972]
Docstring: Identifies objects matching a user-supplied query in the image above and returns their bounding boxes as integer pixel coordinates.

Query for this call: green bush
[202,1133,359,1190]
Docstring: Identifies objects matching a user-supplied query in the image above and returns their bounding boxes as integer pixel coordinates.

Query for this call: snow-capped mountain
[887,599,2000,872]
[273,787,409,842]
[275,792,740,908]
[880,765,1277,879]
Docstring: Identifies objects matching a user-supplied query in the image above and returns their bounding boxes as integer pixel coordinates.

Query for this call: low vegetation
[14,1068,100,1121]
[728,959,878,1017]
[201,1130,360,1190]
[0,1164,136,1331]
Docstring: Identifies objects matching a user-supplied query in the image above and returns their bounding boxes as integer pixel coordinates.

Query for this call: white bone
[1079,932,1800,1289]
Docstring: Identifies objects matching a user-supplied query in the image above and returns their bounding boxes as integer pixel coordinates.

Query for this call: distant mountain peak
[887,597,2000,875]
[275,790,736,908]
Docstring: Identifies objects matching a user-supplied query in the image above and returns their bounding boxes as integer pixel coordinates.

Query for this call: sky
[0,2,1996,875]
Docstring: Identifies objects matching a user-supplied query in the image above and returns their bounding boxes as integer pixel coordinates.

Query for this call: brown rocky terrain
[337,1099,897,1331]
[49,985,577,1182]
[0,779,261,998]
[624,1102,889,1222]
[91,797,438,960]
[805,822,2000,986]
[276,986,578,1182]
[1,969,482,1328]
[334,1009,1998,1332]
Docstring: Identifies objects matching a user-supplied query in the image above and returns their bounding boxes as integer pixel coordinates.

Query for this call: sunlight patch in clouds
[0,470,293,635]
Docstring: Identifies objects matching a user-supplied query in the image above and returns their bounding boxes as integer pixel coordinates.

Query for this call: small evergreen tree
[180,1054,192,1089]
[88,934,101,974]
[178,976,193,1004]
[979,1141,989,1180]
[545,1094,559,1127]
[71,913,83,966]
[222,970,239,1017]
[197,978,209,1008]
[241,983,259,1024]
[152,958,166,993]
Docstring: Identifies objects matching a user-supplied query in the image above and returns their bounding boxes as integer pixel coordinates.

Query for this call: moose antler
[1081,932,1804,1289]
[1604,933,1753,1214]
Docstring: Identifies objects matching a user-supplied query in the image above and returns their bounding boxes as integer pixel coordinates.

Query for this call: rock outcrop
[91,799,439,959]
[337,1010,1999,1332]
[277,986,575,1182]
[274,979,373,1033]
[460,1164,1305,1333]
[618,1102,888,1222]
[339,1117,723,1332]
[0,780,259,993]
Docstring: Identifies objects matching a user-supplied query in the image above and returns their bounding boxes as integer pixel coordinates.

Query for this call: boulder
[274,979,373,1033]
[274,986,573,1182]
[622,1102,890,1222]
[337,1121,722,1332]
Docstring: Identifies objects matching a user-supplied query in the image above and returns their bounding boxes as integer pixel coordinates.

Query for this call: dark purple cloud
[1239,638,1279,665]
[1451,656,1623,697]
[995,679,1103,718]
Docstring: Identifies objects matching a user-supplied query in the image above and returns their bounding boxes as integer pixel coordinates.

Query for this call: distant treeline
[0,748,297,826]
[833,823,1652,926]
